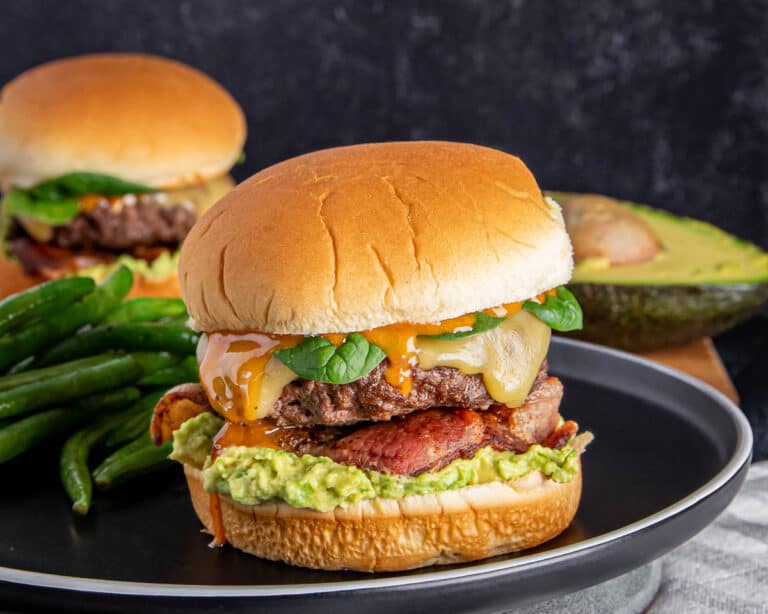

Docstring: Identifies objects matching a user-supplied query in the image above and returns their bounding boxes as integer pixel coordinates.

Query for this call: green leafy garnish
[522,286,583,331]
[421,311,507,341]
[3,172,156,225]
[274,333,386,384]
[4,189,80,225]
[236,151,246,165]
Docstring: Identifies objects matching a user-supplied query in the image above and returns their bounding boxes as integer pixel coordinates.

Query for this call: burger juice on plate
[0,53,246,296]
[152,141,591,571]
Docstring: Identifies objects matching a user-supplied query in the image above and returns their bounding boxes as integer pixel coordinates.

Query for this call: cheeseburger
[151,141,591,571]
[0,53,246,297]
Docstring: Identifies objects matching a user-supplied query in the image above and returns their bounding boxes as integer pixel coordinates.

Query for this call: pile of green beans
[0,267,201,514]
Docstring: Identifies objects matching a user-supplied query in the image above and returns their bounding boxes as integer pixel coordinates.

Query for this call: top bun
[0,54,246,188]
[180,141,573,334]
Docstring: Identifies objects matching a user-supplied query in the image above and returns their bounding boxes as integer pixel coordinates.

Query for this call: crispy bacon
[150,383,211,445]
[541,420,579,450]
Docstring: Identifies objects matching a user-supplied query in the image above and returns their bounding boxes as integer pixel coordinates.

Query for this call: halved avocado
[549,193,768,351]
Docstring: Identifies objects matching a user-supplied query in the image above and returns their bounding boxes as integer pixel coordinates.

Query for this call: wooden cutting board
[639,338,739,404]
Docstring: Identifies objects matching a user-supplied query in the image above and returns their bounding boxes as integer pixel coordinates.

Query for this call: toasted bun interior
[180,141,573,334]
[184,464,582,572]
[0,53,246,188]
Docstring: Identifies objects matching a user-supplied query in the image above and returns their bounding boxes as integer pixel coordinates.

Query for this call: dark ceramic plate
[0,338,752,613]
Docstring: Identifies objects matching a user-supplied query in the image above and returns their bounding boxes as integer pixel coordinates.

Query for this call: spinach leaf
[3,189,80,225]
[523,286,583,331]
[29,172,156,200]
[274,333,386,384]
[421,311,507,341]
[5,173,156,225]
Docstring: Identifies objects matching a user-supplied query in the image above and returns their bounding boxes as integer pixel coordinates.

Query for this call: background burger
[0,53,246,297]
[151,141,591,572]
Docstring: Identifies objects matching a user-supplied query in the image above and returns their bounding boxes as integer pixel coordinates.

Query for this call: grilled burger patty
[274,359,549,427]
[153,365,564,477]
[51,195,197,251]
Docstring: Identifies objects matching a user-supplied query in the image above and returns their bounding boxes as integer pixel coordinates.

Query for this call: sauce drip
[208,493,226,548]
[207,419,291,546]
[200,331,302,423]
[211,420,285,454]
[78,194,126,212]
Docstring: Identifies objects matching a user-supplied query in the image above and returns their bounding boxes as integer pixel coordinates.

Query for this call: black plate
[0,338,752,613]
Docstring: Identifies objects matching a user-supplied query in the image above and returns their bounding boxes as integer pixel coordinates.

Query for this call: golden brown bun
[180,141,573,334]
[0,54,246,188]
[184,464,582,572]
[0,253,181,299]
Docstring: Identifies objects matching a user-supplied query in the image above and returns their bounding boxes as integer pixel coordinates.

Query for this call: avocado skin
[565,282,768,351]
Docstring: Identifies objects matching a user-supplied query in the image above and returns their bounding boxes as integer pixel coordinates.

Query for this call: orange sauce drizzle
[320,298,541,395]
[199,331,302,423]
[212,420,285,454]
[78,194,130,212]
[208,493,226,548]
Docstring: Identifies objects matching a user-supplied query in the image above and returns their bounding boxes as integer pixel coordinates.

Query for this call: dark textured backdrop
[1,0,767,458]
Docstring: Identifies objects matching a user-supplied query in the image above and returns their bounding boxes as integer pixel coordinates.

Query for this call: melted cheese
[199,331,302,422]
[416,311,550,407]
[198,298,553,422]
[327,300,527,396]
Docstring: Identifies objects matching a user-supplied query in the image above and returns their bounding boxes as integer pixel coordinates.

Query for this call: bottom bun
[184,462,582,572]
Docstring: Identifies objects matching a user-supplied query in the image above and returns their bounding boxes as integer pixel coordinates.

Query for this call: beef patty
[274,359,549,427]
[52,194,197,251]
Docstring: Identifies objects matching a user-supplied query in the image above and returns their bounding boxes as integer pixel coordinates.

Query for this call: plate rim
[0,337,753,598]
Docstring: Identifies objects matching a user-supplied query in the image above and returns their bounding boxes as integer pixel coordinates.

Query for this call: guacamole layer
[78,248,180,282]
[173,412,583,513]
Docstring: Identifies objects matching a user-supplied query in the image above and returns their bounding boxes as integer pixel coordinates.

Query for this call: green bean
[137,356,199,386]
[0,276,95,337]
[93,431,152,477]
[0,405,95,464]
[61,410,135,514]
[0,266,133,373]
[5,357,34,375]
[103,390,167,448]
[0,354,142,420]
[102,297,187,324]
[93,436,173,490]
[77,386,142,412]
[129,352,180,374]
[36,323,199,367]
[0,355,114,393]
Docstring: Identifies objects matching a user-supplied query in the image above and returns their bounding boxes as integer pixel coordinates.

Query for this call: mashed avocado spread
[173,413,582,513]
[78,248,180,282]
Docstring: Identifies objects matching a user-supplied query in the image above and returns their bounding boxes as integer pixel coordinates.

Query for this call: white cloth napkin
[650,460,768,613]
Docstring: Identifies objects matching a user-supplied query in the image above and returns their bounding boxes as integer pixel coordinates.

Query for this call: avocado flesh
[550,194,768,351]
[571,202,768,285]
